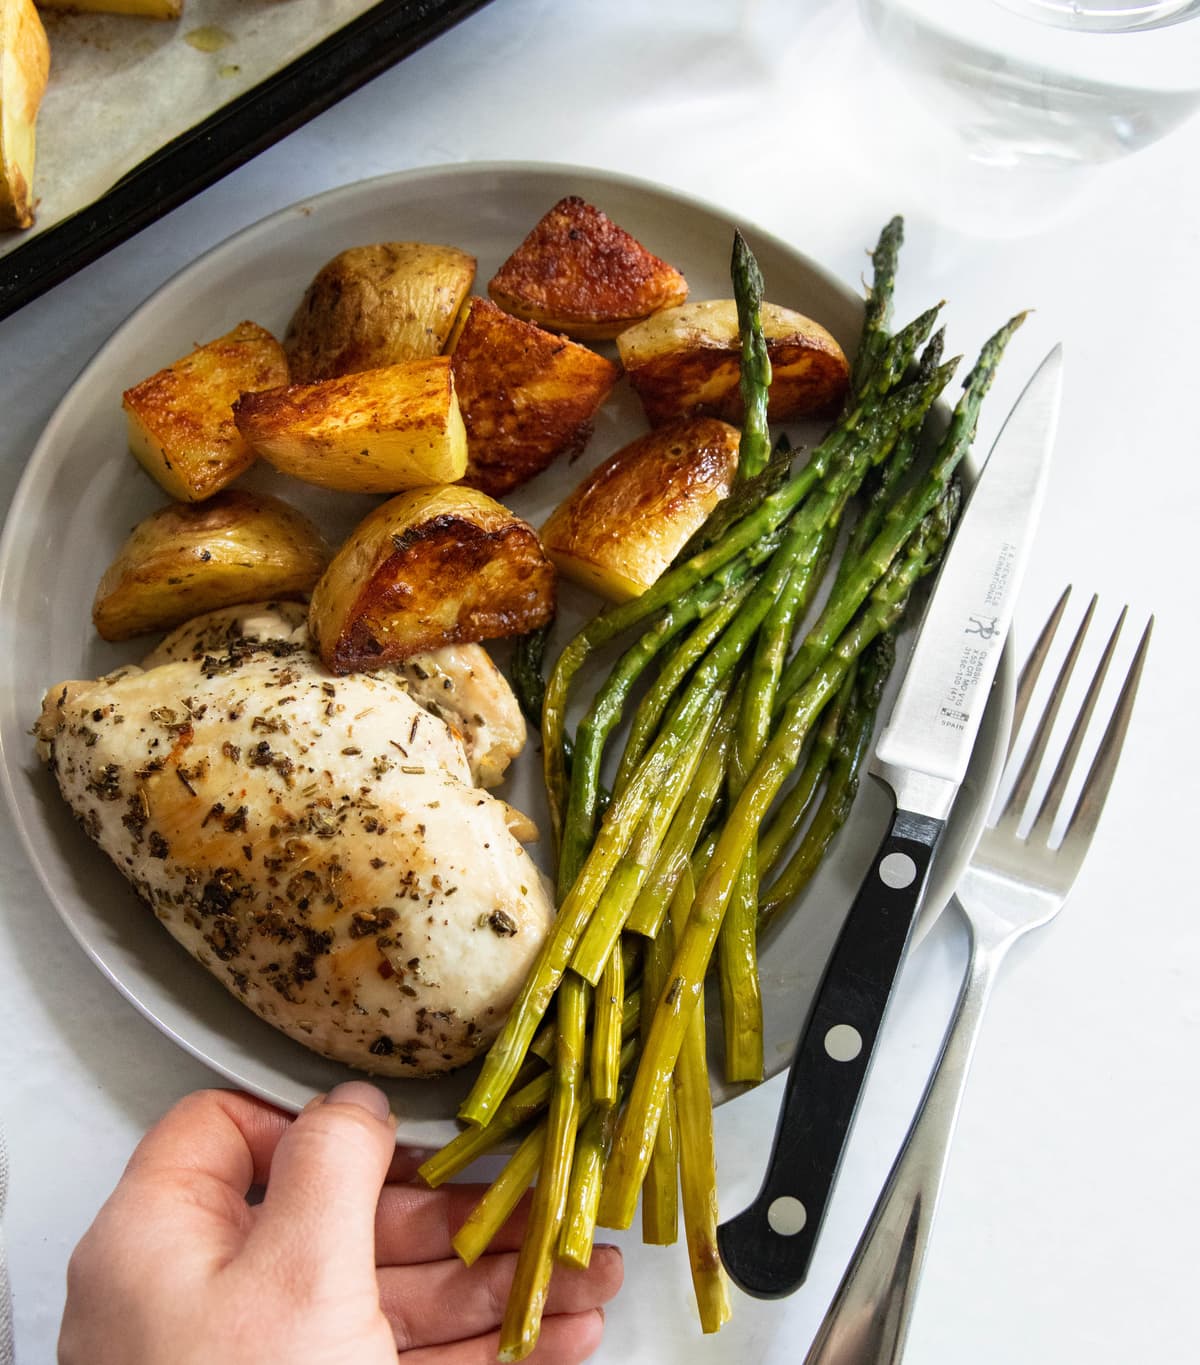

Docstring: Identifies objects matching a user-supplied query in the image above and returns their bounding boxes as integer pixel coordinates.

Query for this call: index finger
[124,1089,293,1197]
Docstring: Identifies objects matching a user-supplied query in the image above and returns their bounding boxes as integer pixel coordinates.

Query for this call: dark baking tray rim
[0,0,493,324]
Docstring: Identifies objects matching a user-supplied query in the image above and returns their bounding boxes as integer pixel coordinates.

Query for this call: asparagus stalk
[759,632,897,927]
[715,844,764,1082]
[670,867,732,1332]
[638,911,680,1246]
[452,1122,547,1268]
[590,942,625,1106]
[498,975,588,1362]
[558,1100,621,1269]
[850,215,904,395]
[718,523,838,1082]
[559,1034,639,1265]
[510,625,551,732]
[841,327,946,583]
[732,228,772,480]
[757,670,854,878]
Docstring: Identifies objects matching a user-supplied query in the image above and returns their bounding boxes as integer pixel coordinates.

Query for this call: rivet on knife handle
[717,807,943,1299]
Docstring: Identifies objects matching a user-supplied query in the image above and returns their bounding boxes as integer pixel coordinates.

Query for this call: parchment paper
[1,0,381,259]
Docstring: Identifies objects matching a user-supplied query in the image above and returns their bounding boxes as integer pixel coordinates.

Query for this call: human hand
[59,1084,621,1364]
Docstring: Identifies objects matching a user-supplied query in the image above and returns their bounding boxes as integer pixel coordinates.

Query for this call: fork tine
[996,593,1097,829]
[1056,615,1153,855]
[1027,606,1126,844]
[1007,585,1072,761]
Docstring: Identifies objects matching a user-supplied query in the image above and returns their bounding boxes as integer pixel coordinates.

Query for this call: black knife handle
[717,807,944,1299]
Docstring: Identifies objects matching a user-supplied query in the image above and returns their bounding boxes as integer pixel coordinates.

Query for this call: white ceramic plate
[0,163,1010,1147]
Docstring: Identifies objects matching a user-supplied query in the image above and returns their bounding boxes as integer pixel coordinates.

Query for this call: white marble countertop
[1,2,1197,1362]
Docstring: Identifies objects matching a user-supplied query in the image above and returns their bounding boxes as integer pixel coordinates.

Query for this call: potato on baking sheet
[309,485,556,674]
[122,321,288,502]
[449,297,620,497]
[0,0,49,231]
[35,1,182,15]
[233,357,467,493]
[488,195,688,340]
[617,298,850,427]
[284,242,476,383]
[92,490,330,641]
[541,416,739,602]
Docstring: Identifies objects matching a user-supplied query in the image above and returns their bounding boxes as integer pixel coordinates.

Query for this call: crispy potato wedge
[449,297,620,497]
[92,490,330,641]
[0,0,49,231]
[35,1,182,15]
[488,196,688,340]
[233,358,467,494]
[122,321,289,502]
[284,242,476,383]
[541,416,739,602]
[617,299,850,427]
[309,485,556,673]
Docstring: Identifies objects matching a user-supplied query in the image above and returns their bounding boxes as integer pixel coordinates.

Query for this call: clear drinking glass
[859,0,1200,164]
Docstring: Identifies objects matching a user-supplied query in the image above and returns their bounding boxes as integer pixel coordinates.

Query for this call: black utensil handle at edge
[717,806,944,1300]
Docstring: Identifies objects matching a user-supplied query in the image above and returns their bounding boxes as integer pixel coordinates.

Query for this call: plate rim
[0,160,1013,1137]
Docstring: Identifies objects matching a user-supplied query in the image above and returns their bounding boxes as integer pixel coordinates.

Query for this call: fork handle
[802,907,1007,1364]
[717,807,943,1299]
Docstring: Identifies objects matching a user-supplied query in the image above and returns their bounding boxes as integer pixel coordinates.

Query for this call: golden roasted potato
[449,297,620,497]
[488,196,688,340]
[284,242,476,382]
[122,321,289,502]
[0,0,49,231]
[617,299,850,427]
[35,1,182,15]
[92,490,330,641]
[233,358,467,494]
[541,416,739,602]
[309,485,556,673]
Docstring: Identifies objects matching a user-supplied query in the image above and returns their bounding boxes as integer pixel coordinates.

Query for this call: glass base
[991,0,1200,33]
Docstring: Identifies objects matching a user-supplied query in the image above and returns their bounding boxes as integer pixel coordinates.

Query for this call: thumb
[249,1081,396,1290]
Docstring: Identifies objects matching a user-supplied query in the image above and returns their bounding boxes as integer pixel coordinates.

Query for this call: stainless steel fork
[803,587,1153,1365]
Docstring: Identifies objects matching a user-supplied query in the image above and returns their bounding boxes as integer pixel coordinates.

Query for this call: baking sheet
[0,0,492,318]
[5,2,378,258]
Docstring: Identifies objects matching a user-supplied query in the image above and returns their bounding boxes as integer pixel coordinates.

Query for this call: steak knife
[717,345,1063,1299]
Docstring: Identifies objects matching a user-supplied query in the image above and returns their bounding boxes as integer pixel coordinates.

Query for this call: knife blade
[717,344,1063,1300]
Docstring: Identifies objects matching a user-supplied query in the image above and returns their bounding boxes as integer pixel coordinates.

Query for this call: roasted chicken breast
[36,604,551,1077]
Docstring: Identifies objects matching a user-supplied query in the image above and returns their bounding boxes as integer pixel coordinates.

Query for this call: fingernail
[324,1081,392,1122]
